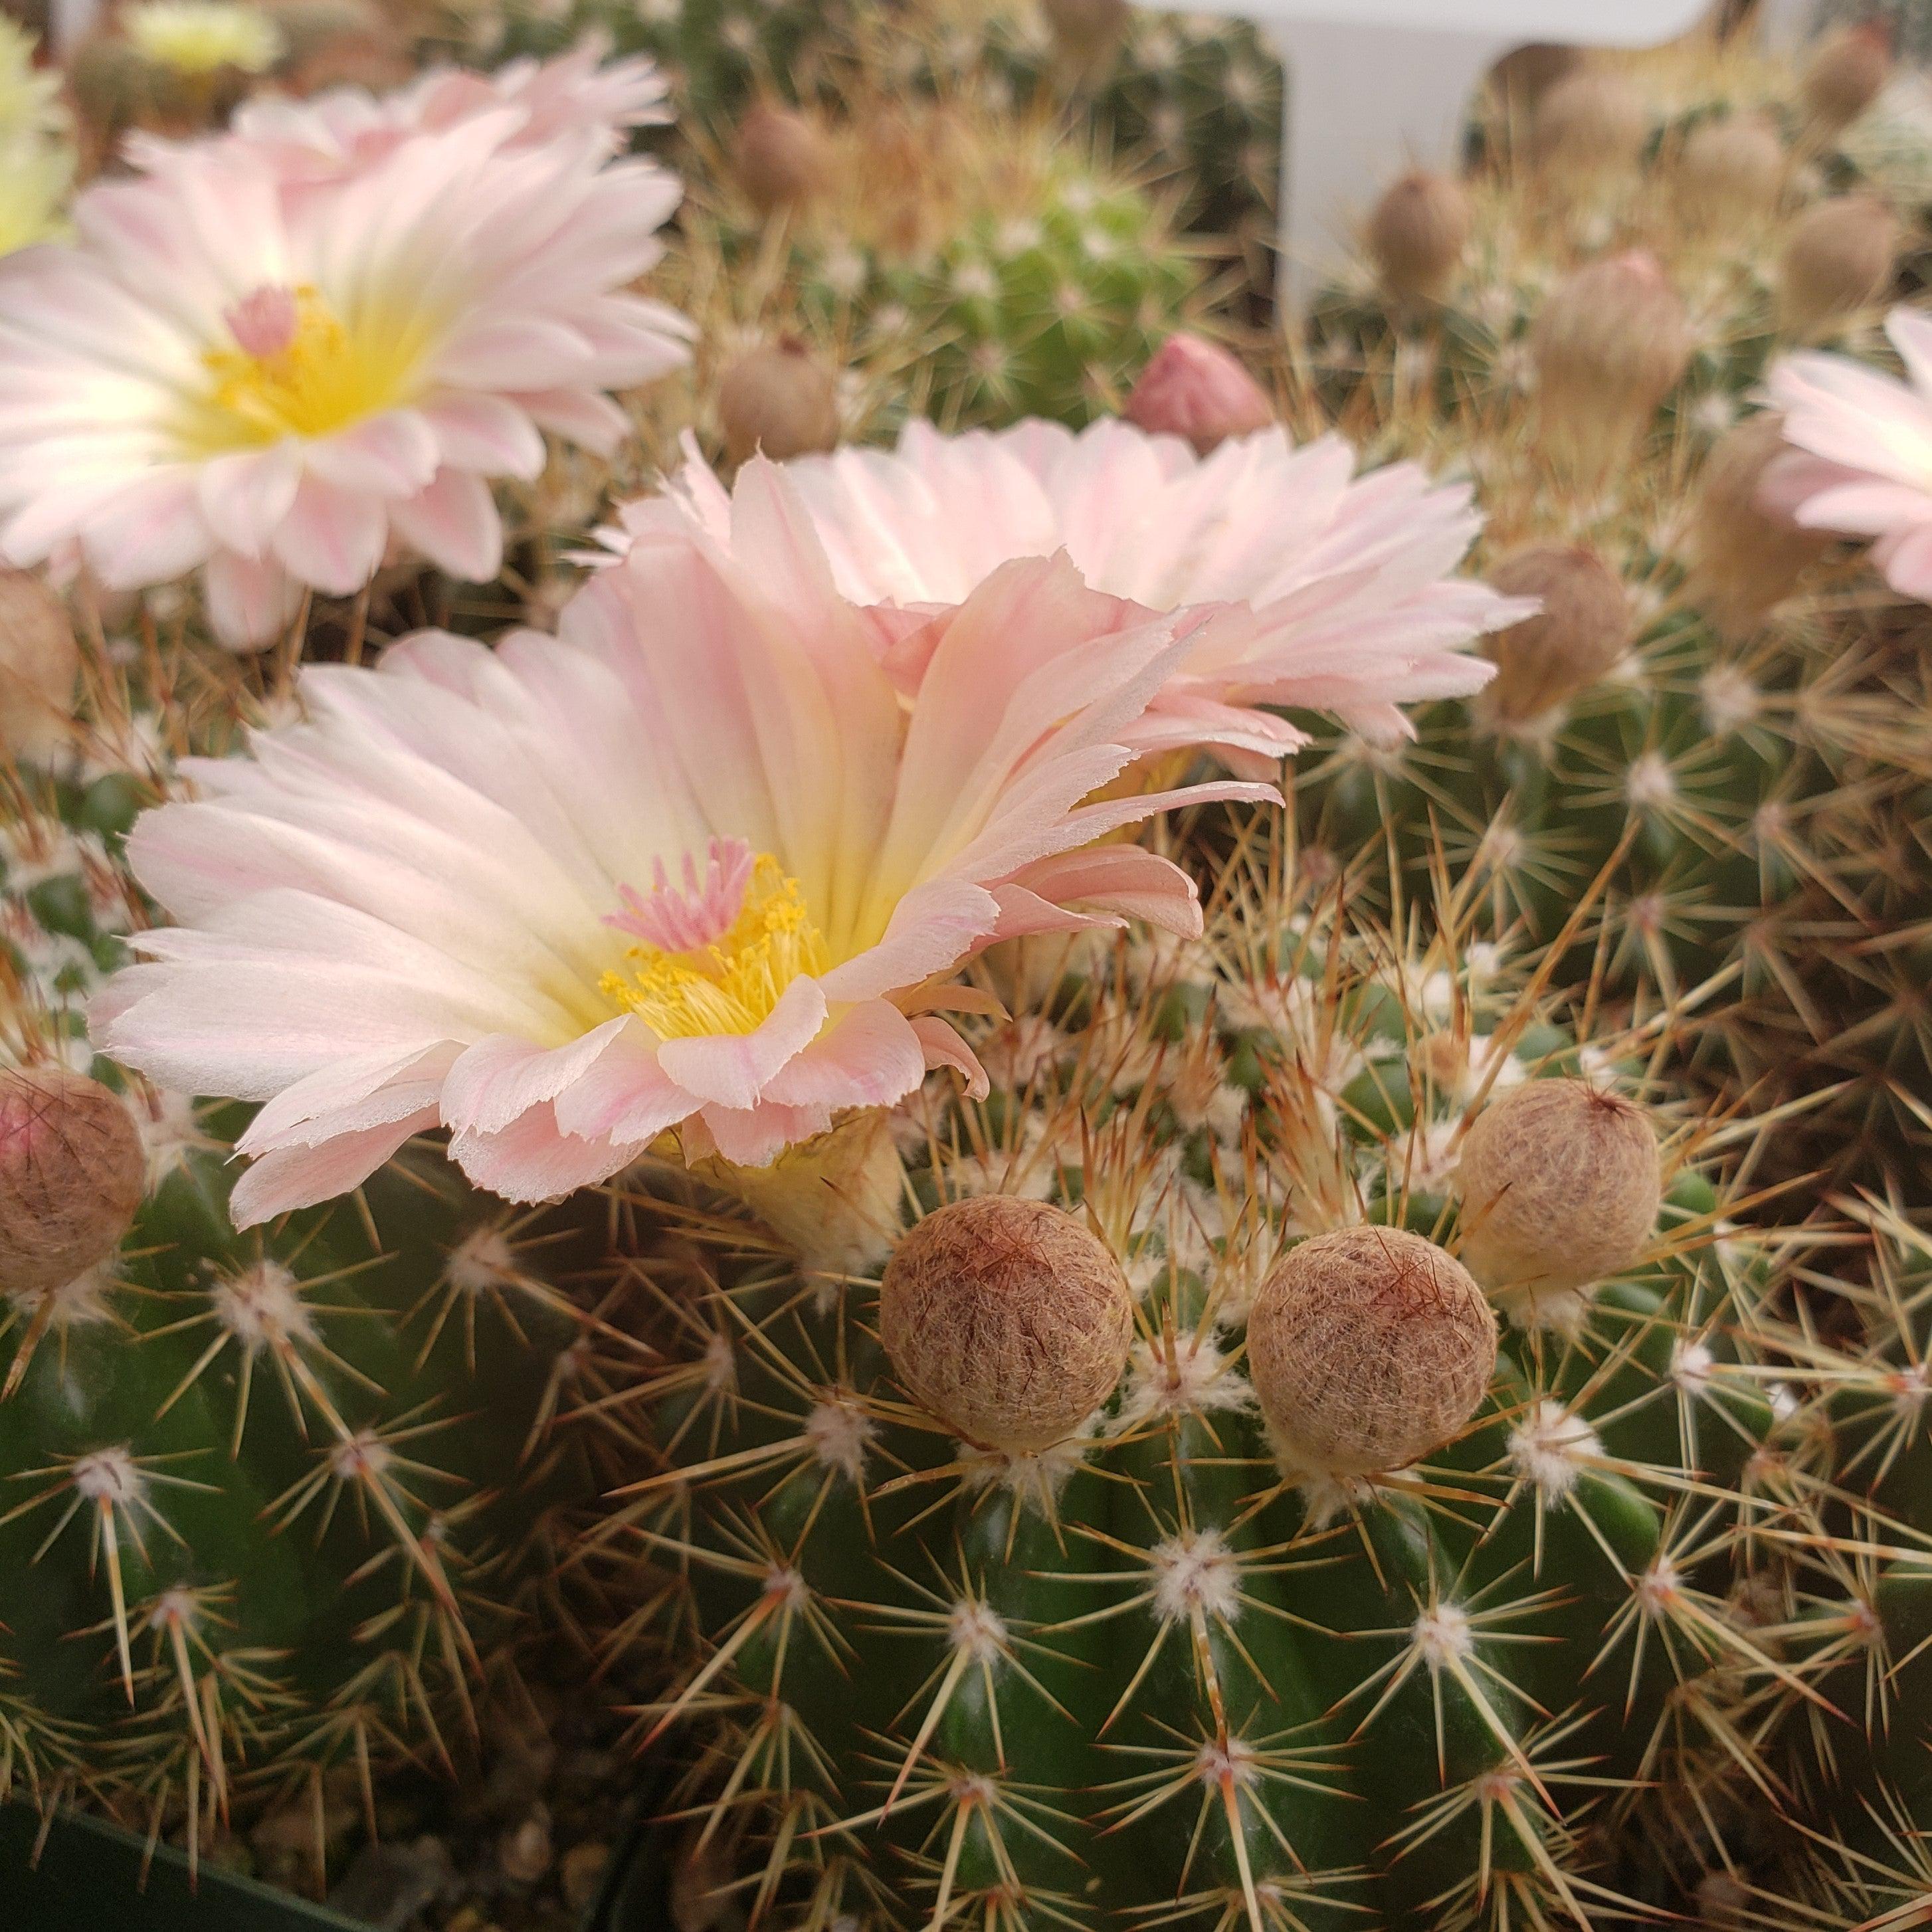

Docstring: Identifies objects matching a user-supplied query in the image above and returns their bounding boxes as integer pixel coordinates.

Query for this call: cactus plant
[0,638,631,1872]
[697,84,1203,430]
[586,847,1794,1927]
[1289,26,1932,1192]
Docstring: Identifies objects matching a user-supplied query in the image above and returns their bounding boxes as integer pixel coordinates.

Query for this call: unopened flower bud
[1248,1226,1497,1478]
[1531,251,1692,486]
[1491,43,1581,116]
[1480,546,1632,725]
[1777,194,1899,340]
[1530,67,1649,195]
[718,338,840,465]
[1800,23,1891,138]
[0,570,80,761]
[1367,170,1473,306]
[1123,333,1274,454]
[0,1067,146,1295]
[882,1197,1132,1455]
[732,101,834,217]
[1677,112,1786,230]
[1456,1078,1661,1327]
[1688,413,1832,634]
[1044,0,1130,70]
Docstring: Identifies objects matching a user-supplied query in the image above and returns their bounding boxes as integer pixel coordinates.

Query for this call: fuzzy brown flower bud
[1677,112,1787,230]
[881,1197,1132,1454]
[1044,0,1130,69]
[0,1067,147,1295]
[1248,1227,1497,1478]
[732,102,834,217]
[1456,1079,1661,1325]
[1480,546,1632,725]
[1776,194,1899,341]
[1530,67,1649,193]
[1688,413,1832,634]
[1123,333,1274,454]
[718,338,840,465]
[1367,170,1474,306]
[1531,251,1692,486]
[1800,23,1891,138]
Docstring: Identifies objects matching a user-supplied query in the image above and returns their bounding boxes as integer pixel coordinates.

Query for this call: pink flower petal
[653,975,829,1112]
[441,1019,629,1137]
[758,1001,927,1111]
[231,1108,437,1227]
[391,468,505,582]
[448,1103,637,1201]
[910,1015,989,1100]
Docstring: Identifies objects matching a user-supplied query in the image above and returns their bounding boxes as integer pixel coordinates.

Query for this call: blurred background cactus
[1292,30,1932,1197]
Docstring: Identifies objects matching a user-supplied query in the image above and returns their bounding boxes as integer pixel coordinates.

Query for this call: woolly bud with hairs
[880,1197,1133,1455]
[1676,112,1787,230]
[1478,545,1632,726]
[1776,194,1899,341]
[0,569,78,761]
[1043,0,1130,69]
[1492,42,1580,115]
[1366,170,1473,306]
[1799,21,1891,139]
[732,100,834,217]
[0,1067,147,1295]
[1531,250,1692,486]
[1688,413,1832,635]
[718,338,840,464]
[1122,333,1274,454]
[1455,1078,1661,1327]
[1529,66,1649,194]
[1247,1227,1497,1479]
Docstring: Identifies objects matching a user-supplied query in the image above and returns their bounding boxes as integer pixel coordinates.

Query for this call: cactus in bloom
[0,636,628,1864]
[590,854,1792,1926]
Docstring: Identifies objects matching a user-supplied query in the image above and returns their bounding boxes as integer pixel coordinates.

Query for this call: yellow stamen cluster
[124,2,285,78]
[602,854,830,1040]
[187,290,421,452]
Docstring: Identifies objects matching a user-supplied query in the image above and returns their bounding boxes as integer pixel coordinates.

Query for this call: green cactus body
[488,0,855,118]
[1,1141,599,1824]
[1661,1195,1932,1925]
[606,892,1778,1927]
[962,6,1283,304]
[714,161,1197,430]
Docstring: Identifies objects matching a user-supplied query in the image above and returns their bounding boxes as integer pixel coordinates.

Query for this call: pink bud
[1123,334,1274,455]
[224,284,301,360]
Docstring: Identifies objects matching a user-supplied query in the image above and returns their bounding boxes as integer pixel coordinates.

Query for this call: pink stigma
[605,838,755,954]
[224,284,301,360]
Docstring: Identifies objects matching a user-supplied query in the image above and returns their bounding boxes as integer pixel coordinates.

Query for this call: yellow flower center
[602,853,830,1040]
[124,2,285,78]
[180,286,425,454]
